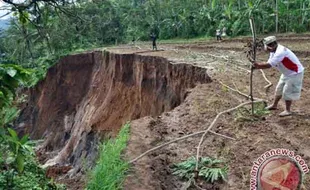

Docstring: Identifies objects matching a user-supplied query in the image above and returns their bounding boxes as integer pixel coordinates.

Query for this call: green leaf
[22,144,34,154]
[3,107,20,124]
[8,128,19,141]
[20,134,29,145]
[16,153,25,173]
[248,1,253,8]
[0,127,5,136]
[211,0,216,10]
[6,155,15,165]
[6,68,17,77]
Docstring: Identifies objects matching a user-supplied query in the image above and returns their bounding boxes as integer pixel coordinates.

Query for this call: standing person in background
[131,36,135,45]
[251,36,304,117]
[222,27,227,37]
[216,29,222,41]
[150,33,157,50]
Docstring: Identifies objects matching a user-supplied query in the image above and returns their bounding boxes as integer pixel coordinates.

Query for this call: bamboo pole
[249,18,256,115]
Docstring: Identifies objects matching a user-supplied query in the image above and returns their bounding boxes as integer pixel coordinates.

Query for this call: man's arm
[253,62,272,69]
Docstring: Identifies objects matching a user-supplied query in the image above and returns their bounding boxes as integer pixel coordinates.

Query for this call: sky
[0,1,12,20]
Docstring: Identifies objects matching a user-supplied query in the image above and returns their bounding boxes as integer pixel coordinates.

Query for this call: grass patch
[86,123,130,190]
[159,36,213,44]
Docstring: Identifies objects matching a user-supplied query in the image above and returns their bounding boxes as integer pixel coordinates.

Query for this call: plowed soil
[121,35,310,190]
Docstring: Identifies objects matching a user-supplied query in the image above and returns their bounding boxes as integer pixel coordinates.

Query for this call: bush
[0,128,66,190]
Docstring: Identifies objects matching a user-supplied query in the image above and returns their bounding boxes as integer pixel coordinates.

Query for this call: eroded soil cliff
[16,50,211,184]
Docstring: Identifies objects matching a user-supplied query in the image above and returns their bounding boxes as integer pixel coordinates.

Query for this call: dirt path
[122,36,310,189]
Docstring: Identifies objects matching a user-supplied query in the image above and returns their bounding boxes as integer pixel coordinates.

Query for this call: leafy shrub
[0,63,65,190]
[172,156,228,183]
[0,128,66,190]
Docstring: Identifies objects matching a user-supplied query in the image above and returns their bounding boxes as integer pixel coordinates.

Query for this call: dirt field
[121,35,310,189]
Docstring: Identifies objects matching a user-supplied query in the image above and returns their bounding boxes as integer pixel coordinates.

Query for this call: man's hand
[248,57,258,69]
[253,62,259,69]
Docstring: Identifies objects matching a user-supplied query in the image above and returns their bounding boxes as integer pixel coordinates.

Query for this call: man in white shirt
[252,36,304,117]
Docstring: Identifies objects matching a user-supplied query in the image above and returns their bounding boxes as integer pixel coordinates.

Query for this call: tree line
[0,0,309,66]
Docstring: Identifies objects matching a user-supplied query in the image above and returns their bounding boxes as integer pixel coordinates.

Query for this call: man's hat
[263,36,277,45]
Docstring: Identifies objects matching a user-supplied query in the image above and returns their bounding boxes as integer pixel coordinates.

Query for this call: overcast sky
[0,1,12,20]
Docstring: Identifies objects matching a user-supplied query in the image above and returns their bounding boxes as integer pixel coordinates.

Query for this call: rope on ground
[135,45,142,49]
[234,59,249,66]
[259,69,273,90]
[231,66,272,92]
[218,81,266,101]
[194,99,265,172]
[234,65,251,73]
[172,49,179,53]
[232,81,241,92]
[203,52,230,61]
[161,47,179,53]
[203,52,252,72]
[129,130,235,164]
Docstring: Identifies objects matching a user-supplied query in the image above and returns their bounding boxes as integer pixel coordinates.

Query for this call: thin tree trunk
[286,1,289,32]
[276,0,278,33]
[249,18,256,115]
[302,1,305,24]
[300,1,302,26]
[22,26,34,59]
[263,14,265,33]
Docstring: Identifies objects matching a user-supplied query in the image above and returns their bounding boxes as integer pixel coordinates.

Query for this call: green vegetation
[0,130,66,189]
[86,123,130,190]
[0,64,30,131]
[0,63,64,189]
[235,102,270,122]
[172,156,228,183]
[1,0,310,69]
